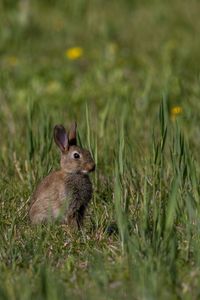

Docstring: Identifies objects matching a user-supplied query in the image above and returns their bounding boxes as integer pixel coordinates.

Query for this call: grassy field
[1,0,200,299]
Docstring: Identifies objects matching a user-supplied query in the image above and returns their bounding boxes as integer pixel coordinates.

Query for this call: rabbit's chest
[64,174,92,204]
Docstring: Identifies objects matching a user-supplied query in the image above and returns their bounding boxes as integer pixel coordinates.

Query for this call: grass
[1,0,200,299]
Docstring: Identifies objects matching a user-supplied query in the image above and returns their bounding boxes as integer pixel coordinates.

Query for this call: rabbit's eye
[73,152,80,159]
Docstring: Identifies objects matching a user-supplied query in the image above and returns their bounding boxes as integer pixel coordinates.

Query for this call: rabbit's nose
[90,163,95,172]
[86,163,95,172]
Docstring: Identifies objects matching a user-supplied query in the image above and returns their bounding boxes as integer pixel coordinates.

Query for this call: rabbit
[29,122,95,228]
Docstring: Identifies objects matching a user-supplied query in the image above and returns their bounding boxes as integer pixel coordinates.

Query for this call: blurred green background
[1,0,200,299]
[1,0,200,133]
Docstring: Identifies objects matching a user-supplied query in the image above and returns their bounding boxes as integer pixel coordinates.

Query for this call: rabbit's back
[29,171,68,224]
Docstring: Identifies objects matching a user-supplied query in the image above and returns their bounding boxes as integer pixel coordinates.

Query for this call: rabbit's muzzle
[84,162,95,173]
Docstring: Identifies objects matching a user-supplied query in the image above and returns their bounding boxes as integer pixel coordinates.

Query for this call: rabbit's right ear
[68,121,77,146]
[54,125,69,153]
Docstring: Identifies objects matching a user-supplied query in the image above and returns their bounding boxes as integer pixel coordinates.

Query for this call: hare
[29,122,95,227]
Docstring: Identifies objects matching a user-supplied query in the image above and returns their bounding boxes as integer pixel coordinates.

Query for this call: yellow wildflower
[171,106,183,121]
[65,47,83,60]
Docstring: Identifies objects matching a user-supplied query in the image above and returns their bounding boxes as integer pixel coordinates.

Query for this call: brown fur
[29,123,95,227]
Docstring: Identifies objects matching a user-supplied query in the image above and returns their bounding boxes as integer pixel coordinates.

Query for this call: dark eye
[73,152,80,159]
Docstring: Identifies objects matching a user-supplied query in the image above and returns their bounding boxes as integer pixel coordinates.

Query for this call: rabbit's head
[54,123,95,174]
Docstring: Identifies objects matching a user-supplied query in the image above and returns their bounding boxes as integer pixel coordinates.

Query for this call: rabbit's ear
[68,121,77,146]
[54,125,69,152]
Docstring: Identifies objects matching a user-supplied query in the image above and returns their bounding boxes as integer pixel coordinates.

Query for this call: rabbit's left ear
[54,125,69,153]
[68,122,77,146]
